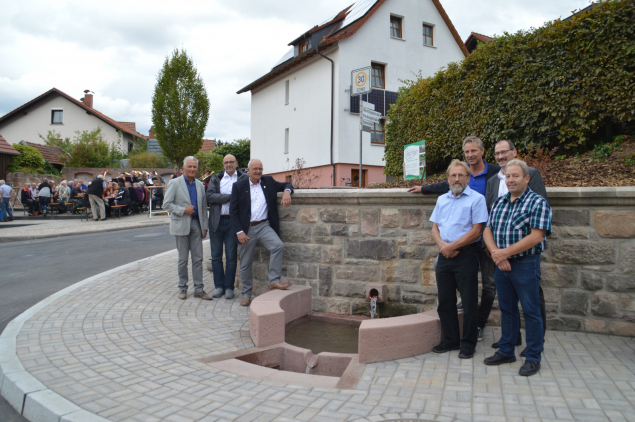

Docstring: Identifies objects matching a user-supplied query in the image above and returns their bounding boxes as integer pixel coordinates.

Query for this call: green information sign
[404,140,426,180]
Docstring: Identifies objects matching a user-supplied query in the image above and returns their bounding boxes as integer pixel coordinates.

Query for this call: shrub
[384,0,635,175]
[8,144,45,172]
[127,152,169,168]
[194,150,223,175]
[212,138,250,168]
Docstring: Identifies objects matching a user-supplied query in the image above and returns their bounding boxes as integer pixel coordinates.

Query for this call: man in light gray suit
[163,156,212,301]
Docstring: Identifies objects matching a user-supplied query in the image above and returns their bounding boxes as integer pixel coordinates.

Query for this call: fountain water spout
[370,297,378,319]
[305,354,319,374]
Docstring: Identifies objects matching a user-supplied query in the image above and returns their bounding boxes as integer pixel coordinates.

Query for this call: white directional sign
[351,66,372,96]
[362,108,381,126]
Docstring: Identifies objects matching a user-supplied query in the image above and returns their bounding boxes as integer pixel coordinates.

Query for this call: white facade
[0,94,140,153]
[248,0,465,184]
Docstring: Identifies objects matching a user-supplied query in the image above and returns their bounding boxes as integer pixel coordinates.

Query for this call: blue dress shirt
[467,161,489,196]
[183,175,198,217]
[430,185,489,243]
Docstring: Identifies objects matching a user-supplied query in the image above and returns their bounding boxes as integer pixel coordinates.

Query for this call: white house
[0,88,146,154]
[238,0,467,187]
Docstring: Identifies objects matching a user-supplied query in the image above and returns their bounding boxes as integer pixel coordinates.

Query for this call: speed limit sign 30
[351,66,372,96]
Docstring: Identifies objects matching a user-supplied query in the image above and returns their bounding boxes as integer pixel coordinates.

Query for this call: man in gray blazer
[487,140,548,357]
[163,156,211,301]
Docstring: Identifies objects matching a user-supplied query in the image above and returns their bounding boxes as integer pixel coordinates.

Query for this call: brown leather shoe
[178,291,187,300]
[193,292,213,300]
[269,282,290,291]
[240,297,250,306]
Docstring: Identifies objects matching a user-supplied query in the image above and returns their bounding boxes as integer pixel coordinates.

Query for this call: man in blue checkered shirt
[483,159,552,377]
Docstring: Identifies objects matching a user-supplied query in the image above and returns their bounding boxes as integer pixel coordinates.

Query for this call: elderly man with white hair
[0,179,13,222]
[88,174,107,221]
[163,156,211,300]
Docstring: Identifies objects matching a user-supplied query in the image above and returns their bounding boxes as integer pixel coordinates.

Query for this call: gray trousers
[88,194,105,220]
[176,218,204,293]
[238,221,284,298]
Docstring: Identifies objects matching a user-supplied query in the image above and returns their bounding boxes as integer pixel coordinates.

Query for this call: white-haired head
[183,156,199,167]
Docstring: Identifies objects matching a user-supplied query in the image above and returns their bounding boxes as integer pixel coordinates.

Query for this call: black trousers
[436,243,479,349]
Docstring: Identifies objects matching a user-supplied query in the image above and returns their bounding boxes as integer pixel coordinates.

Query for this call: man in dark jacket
[408,136,500,342]
[21,184,35,215]
[229,159,294,306]
[206,155,248,299]
[88,175,107,221]
[127,182,139,213]
[115,183,132,215]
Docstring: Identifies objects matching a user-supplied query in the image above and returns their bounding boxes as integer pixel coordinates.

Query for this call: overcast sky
[0,0,591,142]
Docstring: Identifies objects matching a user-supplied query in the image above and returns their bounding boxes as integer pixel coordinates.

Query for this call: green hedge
[8,144,45,172]
[384,0,635,175]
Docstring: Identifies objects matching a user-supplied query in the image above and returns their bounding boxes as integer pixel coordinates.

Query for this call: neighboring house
[238,0,467,187]
[0,134,21,181]
[464,32,494,54]
[0,88,147,155]
[18,141,67,171]
[200,139,216,153]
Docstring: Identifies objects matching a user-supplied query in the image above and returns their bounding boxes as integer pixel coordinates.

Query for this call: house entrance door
[351,169,367,188]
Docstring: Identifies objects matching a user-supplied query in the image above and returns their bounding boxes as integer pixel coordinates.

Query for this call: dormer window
[298,41,308,54]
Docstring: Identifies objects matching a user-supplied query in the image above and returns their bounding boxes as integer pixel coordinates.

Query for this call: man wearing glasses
[409,137,500,342]
[428,160,489,359]
[206,155,248,299]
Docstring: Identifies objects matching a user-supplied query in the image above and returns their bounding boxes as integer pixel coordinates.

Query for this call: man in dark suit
[230,159,294,306]
[127,182,139,214]
[487,140,549,357]
[408,136,500,342]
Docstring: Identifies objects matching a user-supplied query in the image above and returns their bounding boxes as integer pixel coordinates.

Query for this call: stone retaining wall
[245,187,635,337]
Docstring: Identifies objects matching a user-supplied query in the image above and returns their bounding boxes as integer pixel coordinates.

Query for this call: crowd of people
[1,170,168,221]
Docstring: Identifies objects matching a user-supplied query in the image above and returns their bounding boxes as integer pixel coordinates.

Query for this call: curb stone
[0,248,176,422]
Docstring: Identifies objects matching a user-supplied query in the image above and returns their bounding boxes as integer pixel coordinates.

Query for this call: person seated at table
[69,183,87,212]
[21,183,36,215]
[139,181,150,210]
[29,182,39,199]
[151,178,164,208]
[115,182,132,215]
[50,181,67,213]
[103,182,117,217]
[38,178,53,216]
[134,182,145,210]
[126,182,139,214]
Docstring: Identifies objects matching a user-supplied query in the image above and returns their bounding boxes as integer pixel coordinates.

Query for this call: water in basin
[285,317,359,354]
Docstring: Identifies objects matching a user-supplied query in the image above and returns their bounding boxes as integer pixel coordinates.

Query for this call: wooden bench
[111,204,126,219]
[76,207,91,221]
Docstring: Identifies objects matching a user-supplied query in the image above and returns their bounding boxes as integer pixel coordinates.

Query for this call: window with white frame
[51,109,63,124]
[284,128,289,154]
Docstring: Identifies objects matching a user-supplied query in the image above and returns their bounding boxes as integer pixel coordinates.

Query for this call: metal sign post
[351,66,372,187]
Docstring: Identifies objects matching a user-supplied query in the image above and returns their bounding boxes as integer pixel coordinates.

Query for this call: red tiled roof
[237,0,468,94]
[0,134,20,156]
[118,122,137,133]
[23,141,66,165]
[200,139,216,152]
[464,32,494,53]
[0,88,148,140]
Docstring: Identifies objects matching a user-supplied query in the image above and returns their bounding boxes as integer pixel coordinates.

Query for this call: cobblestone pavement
[0,213,169,242]
[1,244,634,422]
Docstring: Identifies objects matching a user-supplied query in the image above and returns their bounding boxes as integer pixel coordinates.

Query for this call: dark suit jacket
[485,167,549,211]
[230,176,294,236]
[128,187,138,202]
[88,178,104,196]
[420,161,501,194]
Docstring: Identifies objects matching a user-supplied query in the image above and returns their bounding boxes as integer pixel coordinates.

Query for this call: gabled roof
[464,32,494,53]
[0,134,20,156]
[237,0,468,94]
[0,88,148,140]
[21,141,66,165]
[200,139,216,153]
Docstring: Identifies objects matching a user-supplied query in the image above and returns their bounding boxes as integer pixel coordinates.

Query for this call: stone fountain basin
[249,286,462,364]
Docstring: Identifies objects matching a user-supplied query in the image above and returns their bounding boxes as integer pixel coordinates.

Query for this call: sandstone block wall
[245,187,635,337]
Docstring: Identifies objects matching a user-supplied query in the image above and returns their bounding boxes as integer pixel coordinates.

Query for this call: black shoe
[477,327,484,342]
[101,218,108,221]
[432,343,461,354]
[457,301,463,310]
[519,360,541,376]
[458,347,475,359]
[484,352,517,366]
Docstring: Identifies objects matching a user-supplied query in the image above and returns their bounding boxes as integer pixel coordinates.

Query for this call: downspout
[315,41,336,186]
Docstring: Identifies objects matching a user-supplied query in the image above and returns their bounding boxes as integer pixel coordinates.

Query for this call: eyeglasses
[494,149,513,157]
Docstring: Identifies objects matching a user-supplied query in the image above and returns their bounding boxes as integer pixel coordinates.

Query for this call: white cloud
[0,0,592,141]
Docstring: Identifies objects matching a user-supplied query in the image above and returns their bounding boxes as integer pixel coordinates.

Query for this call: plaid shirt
[486,187,552,258]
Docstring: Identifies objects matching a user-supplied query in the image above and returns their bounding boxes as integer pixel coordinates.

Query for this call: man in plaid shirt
[483,159,552,377]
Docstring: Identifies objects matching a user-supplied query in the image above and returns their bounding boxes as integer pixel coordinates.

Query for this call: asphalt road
[0,226,185,422]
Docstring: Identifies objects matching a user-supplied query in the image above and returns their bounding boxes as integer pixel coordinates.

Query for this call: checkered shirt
[486,187,552,258]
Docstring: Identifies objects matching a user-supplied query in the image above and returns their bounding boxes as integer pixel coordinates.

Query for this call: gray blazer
[163,176,209,236]
[485,167,549,211]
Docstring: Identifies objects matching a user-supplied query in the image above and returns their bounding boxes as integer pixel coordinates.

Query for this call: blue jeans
[1,197,13,220]
[39,196,49,213]
[495,254,544,362]
[209,217,238,291]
